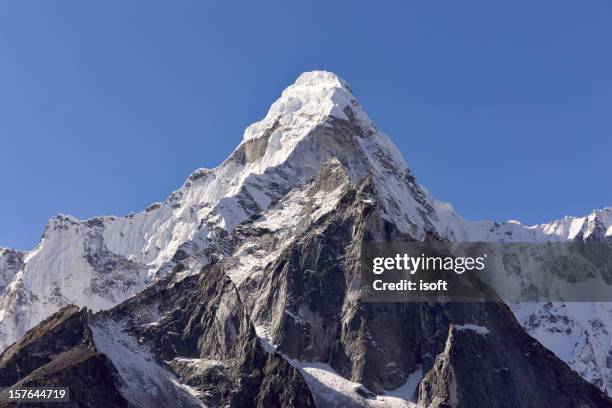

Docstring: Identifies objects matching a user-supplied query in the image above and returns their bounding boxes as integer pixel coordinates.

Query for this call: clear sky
[1,1,611,250]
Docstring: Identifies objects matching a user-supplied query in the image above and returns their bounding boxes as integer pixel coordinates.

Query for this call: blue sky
[1,1,611,250]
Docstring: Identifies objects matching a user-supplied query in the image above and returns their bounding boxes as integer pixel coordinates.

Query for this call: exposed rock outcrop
[419,324,612,407]
[0,305,128,408]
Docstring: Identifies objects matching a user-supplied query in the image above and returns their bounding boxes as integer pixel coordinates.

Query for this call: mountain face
[0,71,610,407]
[0,305,130,408]
[0,249,23,295]
[0,71,457,352]
[458,209,612,394]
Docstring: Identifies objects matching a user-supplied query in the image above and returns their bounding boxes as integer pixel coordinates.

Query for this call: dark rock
[3,346,128,408]
[419,324,612,407]
[0,305,91,386]
[103,261,315,407]
[0,305,128,408]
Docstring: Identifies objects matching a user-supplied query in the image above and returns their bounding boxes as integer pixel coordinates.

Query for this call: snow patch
[90,318,205,407]
[454,324,490,336]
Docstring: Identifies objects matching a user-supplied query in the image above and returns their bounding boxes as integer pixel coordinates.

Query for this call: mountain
[0,71,610,407]
[0,71,459,352]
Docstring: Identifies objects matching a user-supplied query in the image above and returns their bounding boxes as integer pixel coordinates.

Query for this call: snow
[254,324,277,353]
[169,357,226,377]
[227,160,349,286]
[292,360,418,408]
[535,208,612,240]
[242,71,372,142]
[0,216,150,351]
[384,368,423,402]
[454,324,490,336]
[254,323,419,407]
[90,318,205,407]
[511,301,612,392]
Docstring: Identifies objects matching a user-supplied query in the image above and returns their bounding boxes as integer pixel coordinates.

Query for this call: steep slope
[458,207,612,243]
[98,260,314,407]
[418,324,610,407]
[537,208,612,241]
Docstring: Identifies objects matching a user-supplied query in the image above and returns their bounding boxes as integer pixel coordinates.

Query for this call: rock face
[0,305,129,408]
[0,249,23,295]
[418,324,611,408]
[97,262,315,408]
[0,268,315,408]
[230,162,611,407]
[0,71,611,406]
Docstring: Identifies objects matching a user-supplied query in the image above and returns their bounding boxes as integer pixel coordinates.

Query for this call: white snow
[90,318,205,407]
[0,70,492,350]
[511,301,612,392]
[254,323,419,407]
[384,368,423,402]
[242,71,372,142]
[291,360,418,408]
[454,324,490,336]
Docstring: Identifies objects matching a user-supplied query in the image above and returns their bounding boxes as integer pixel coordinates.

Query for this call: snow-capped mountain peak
[536,207,612,241]
[0,71,419,351]
[243,70,373,143]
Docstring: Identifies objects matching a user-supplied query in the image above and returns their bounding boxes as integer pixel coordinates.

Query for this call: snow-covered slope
[460,207,612,243]
[90,317,205,407]
[536,208,612,241]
